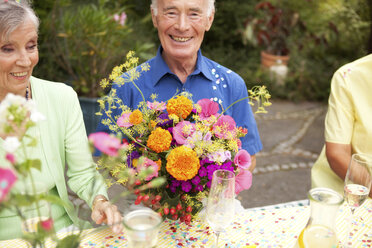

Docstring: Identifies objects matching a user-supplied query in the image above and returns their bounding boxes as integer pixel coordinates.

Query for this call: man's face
[152,0,214,63]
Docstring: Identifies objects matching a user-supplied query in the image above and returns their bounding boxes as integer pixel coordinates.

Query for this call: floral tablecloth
[1,199,371,248]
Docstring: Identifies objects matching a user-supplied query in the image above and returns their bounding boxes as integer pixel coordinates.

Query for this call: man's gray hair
[151,0,215,17]
[0,0,39,41]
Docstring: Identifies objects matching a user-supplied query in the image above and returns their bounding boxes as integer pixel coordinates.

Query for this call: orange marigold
[129,109,143,125]
[147,127,172,153]
[166,146,200,181]
[166,95,193,119]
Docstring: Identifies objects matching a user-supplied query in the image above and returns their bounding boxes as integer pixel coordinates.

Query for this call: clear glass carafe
[295,187,344,248]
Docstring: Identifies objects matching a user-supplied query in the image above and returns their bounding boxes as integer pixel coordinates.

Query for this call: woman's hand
[91,195,123,234]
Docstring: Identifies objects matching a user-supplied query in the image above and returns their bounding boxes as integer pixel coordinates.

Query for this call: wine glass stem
[214,231,220,248]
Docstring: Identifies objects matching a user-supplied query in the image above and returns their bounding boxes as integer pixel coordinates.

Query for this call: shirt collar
[152,46,214,86]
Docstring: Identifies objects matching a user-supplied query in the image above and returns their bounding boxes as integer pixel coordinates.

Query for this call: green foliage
[203,0,371,101]
[33,0,155,98]
[33,0,370,101]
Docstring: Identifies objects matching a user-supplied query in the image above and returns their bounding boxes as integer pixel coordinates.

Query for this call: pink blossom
[117,113,132,128]
[213,115,236,139]
[137,158,159,181]
[40,218,54,231]
[89,132,122,157]
[0,168,17,202]
[5,153,16,165]
[172,121,196,145]
[197,98,219,120]
[113,12,127,26]
[147,101,166,111]
[234,149,251,170]
[235,169,252,195]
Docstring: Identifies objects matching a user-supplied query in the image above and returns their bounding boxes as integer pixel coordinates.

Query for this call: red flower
[40,218,54,232]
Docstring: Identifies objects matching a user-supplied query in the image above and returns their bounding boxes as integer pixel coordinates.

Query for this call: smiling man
[97,0,262,170]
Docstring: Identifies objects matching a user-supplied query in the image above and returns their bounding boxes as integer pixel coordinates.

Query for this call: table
[1,199,371,248]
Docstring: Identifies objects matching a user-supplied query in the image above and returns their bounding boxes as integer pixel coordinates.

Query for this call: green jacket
[0,77,107,239]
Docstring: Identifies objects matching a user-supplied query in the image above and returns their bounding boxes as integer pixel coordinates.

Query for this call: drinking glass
[343,153,372,247]
[123,208,162,248]
[206,169,235,248]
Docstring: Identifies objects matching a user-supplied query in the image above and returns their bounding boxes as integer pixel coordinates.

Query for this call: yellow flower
[166,146,200,181]
[166,95,193,119]
[129,109,143,125]
[147,127,172,153]
[149,120,157,129]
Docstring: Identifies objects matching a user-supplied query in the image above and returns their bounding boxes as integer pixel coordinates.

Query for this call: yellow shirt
[312,54,372,195]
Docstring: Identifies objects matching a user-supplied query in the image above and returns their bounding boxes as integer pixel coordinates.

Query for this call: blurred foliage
[33,0,156,98]
[33,0,370,101]
[204,0,371,101]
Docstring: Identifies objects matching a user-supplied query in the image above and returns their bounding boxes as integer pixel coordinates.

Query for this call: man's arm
[327,142,372,198]
[249,155,256,173]
[325,142,351,181]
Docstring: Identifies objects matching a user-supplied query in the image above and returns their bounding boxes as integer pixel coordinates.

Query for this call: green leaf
[56,234,81,248]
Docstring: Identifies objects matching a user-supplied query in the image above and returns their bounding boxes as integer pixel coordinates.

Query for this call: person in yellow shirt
[311,54,372,198]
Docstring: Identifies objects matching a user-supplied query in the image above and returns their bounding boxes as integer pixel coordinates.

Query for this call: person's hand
[91,195,123,234]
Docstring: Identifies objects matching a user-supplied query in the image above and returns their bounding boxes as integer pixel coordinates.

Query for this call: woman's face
[0,18,39,97]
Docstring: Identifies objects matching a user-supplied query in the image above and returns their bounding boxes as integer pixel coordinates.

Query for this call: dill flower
[166,95,193,119]
[129,109,143,125]
[147,127,172,153]
[166,146,200,181]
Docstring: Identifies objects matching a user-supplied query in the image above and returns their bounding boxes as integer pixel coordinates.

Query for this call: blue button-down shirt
[96,47,262,155]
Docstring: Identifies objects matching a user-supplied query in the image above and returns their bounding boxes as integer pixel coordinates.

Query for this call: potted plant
[241,1,299,68]
[42,0,154,134]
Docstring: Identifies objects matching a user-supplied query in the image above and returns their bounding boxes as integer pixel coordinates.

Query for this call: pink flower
[147,101,166,111]
[137,158,159,181]
[5,153,16,165]
[113,12,127,26]
[197,99,219,120]
[89,132,122,157]
[235,169,252,195]
[40,218,54,232]
[213,115,236,139]
[234,149,251,170]
[0,168,17,203]
[172,121,196,145]
[117,113,133,128]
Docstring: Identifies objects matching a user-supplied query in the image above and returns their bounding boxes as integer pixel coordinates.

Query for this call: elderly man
[96,0,262,170]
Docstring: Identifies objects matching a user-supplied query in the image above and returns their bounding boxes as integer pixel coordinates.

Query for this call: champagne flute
[343,153,372,247]
[206,169,235,248]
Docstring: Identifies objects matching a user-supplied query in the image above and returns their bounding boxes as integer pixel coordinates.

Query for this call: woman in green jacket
[0,0,122,239]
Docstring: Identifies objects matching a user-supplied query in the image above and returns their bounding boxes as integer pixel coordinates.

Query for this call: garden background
[31,0,372,208]
[32,0,371,101]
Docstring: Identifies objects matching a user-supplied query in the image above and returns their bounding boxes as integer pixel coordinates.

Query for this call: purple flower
[191,176,200,185]
[127,150,140,167]
[196,185,204,191]
[221,161,234,172]
[156,113,173,127]
[206,181,212,188]
[206,164,219,180]
[172,180,181,187]
[181,181,192,193]
[198,167,207,177]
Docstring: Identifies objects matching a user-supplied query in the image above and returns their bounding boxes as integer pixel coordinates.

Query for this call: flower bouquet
[0,93,162,247]
[97,52,271,223]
